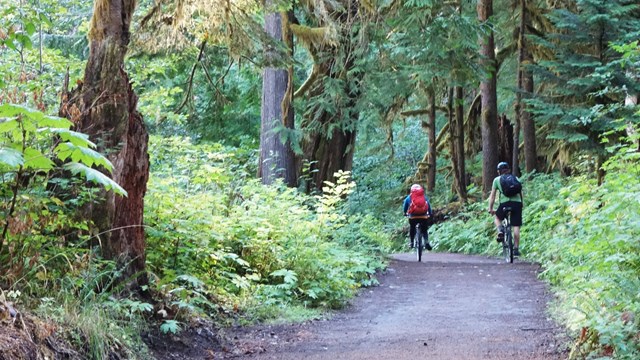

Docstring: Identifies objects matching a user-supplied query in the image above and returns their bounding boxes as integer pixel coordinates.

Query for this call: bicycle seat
[503,206,513,212]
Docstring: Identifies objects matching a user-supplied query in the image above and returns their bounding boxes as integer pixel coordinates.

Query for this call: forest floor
[151,252,570,360]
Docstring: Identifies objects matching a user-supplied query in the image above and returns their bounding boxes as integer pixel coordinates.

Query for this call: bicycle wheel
[416,228,423,262]
[505,226,514,263]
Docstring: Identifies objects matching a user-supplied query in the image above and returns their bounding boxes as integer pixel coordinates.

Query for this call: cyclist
[487,162,523,256]
[403,184,433,250]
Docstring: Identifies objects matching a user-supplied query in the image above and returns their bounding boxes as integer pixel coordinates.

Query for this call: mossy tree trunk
[303,124,356,192]
[498,114,514,163]
[259,7,297,186]
[426,88,437,192]
[60,0,149,286]
[447,87,462,198]
[478,0,499,196]
[518,0,537,175]
[454,86,467,201]
[300,45,360,192]
[301,57,358,191]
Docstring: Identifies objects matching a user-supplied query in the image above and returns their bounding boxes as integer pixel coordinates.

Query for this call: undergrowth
[427,143,640,359]
[1,126,393,359]
[144,136,392,327]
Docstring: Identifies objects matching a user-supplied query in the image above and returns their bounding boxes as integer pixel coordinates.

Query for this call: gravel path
[221,252,568,360]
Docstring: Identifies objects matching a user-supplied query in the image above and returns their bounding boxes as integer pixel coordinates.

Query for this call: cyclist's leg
[510,201,523,252]
[408,218,417,248]
[494,204,506,241]
[418,218,432,250]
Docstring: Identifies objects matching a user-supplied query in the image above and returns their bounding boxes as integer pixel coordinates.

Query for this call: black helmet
[497,162,510,171]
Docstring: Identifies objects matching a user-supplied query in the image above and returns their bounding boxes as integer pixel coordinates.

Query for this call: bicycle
[412,222,430,262]
[500,207,514,263]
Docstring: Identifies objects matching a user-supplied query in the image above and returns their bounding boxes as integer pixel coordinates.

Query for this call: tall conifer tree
[529,0,640,179]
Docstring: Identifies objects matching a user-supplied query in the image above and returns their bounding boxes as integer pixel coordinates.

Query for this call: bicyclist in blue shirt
[487,162,523,256]
[403,184,433,250]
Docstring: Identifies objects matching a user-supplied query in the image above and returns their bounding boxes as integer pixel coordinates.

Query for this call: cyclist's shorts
[496,201,523,226]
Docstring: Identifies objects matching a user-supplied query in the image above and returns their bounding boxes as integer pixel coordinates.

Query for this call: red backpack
[408,186,429,215]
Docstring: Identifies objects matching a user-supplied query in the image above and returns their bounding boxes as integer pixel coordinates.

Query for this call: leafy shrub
[524,141,640,359]
[144,136,391,324]
[0,104,125,284]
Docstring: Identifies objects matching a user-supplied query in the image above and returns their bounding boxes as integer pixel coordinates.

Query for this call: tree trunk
[304,127,356,191]
[512,111,521,177]
[426,88,437,192]
[478,0,499,196]
[60,0,149,286]
[447,87,462,198]
[299,41,361,192]
[519,0,537,174]
[259,8,297,186]
[625,92,639,151]
[455,86,467,201]
[498,114,514,163]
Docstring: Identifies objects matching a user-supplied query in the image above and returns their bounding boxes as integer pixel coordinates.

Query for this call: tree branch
[294,64,320,98]
[176,40,207,112]
[401,106,448,117]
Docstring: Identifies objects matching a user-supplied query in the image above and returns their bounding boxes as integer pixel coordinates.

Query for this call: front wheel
[504,228,514,263]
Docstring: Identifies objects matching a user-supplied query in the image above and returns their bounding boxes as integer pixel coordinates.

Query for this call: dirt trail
[220,252,568,360]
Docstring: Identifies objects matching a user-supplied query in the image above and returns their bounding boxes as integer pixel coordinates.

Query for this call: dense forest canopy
[0,0,639,358]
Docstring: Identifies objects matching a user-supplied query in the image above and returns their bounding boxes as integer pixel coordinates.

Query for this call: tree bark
[259,8,297,186]
[454,86,467,201]
[304,127,356,192]
[301,57,358,192]
[426,88,437,192]
[478,0,499,196]
[60,0,149,286]
[520,0,537,174]
[447,87,462,198]
[299,34,361,192]
[498,114,514,163]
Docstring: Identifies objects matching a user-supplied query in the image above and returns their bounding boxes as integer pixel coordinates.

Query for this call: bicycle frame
[501,208,514,263]
[414,223,428,262]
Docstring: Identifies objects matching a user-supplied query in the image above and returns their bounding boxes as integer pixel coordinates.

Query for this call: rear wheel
[416,230,423,262]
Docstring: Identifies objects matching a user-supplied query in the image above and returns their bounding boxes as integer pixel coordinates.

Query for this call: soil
[210,252,570,360]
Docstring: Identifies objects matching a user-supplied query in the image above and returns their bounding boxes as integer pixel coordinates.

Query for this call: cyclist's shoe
[425,242,433,251]
[514,248,520,256]
[496,225,505,242]
[408,242,414,249]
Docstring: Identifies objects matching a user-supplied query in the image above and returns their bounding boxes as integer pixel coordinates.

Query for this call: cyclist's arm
[487,187,497,214]
[402,196,410,215]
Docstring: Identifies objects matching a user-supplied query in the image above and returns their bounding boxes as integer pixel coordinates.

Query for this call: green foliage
[525,144,640,358]
[429,201,494,254]
[30,261,154,360]
[0,104,143,359]
[529,0,640,174]
[423,140,640,358]
[144,136,391,324]
[160,320,181,334]
[0,104,126,194]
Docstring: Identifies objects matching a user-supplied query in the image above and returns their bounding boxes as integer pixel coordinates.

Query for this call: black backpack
[500,174,522,197]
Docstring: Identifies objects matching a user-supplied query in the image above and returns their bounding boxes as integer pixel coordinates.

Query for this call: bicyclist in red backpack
[487,162,524,256]
[403,184,433,250]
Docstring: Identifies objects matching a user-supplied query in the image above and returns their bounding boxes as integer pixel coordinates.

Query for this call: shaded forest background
[0,0,638,359]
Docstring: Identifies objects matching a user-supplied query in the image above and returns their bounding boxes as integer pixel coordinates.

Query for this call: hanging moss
[290,24,338,49]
